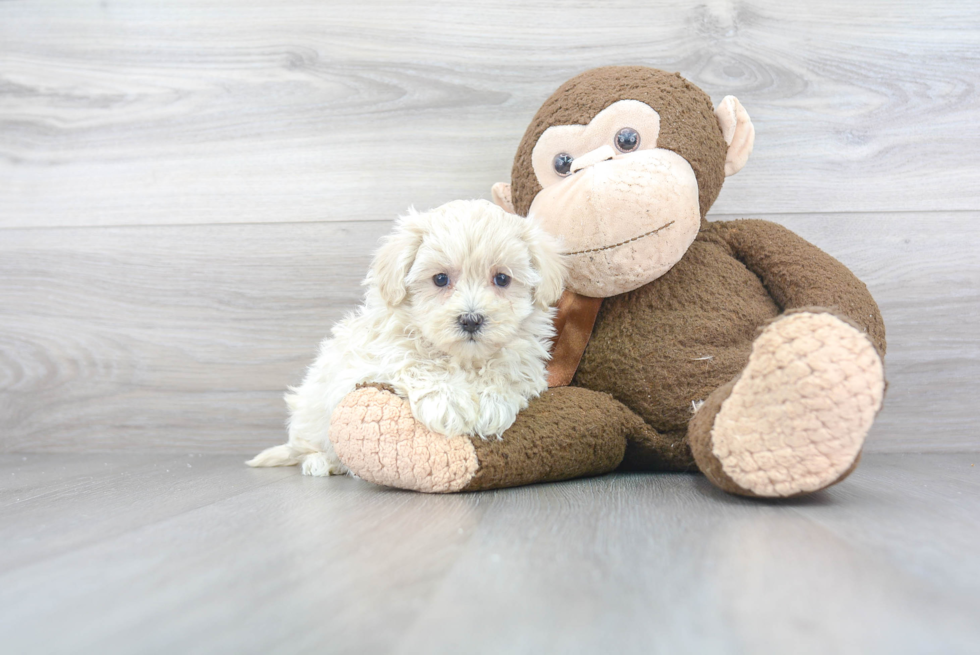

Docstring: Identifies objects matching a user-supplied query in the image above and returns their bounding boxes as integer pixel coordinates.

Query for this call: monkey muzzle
[528,148,702,298]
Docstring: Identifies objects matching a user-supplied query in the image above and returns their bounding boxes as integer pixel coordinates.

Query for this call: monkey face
[495,67,754,299]
[526,100,701,297]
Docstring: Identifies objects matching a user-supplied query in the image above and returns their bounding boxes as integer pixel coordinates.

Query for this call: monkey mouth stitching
[565,221,675,256]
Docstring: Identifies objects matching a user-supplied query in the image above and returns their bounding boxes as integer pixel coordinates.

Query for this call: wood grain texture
[1,212,977,453]
[1,1,979,228]
[1,453,978,654]
[0,453,295,571]
[0,220,390,452]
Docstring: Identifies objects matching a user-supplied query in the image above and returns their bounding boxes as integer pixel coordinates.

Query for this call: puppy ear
[369,210,426,307]
[523,221,567,309]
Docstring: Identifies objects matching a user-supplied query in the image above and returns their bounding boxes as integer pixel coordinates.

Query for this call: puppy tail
[246,443,306,468]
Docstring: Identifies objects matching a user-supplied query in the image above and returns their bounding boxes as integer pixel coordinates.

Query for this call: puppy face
[369,199,566,361]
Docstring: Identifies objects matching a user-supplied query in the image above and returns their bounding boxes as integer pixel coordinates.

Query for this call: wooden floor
[1,453,978,654]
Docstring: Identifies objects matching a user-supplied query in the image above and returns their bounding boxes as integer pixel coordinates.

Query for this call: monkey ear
[491,182,516,214]
[368,211,426,307]
[523,222,567,309]
[714,96,755,177]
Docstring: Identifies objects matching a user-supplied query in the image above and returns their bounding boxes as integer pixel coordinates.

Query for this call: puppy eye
[553,153,574,177]
[615,127,640,152]
[493,273,511,288]
[433,273,450,287]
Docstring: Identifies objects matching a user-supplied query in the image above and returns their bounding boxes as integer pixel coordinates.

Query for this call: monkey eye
[433,273,450,287]
[553,153,574,177]
[493,273,511,288]
[615,127,640,152]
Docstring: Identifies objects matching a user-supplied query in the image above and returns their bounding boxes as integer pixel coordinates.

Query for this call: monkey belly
[573,229,781,434]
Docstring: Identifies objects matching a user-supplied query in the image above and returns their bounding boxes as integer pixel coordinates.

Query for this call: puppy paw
[300,452,348,477]
[473,390,524,439]
[411,385,479,437]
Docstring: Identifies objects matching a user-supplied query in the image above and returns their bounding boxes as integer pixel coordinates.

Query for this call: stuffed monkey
[329,66,886,498]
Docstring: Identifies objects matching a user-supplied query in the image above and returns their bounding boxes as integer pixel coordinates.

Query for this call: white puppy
[247,199,566,476]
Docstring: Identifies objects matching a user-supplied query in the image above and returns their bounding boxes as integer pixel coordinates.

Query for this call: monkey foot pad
[331,386,479,493]
[711,312,885,497]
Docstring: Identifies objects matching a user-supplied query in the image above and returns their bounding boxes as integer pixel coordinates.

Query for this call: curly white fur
[247,199,566,476]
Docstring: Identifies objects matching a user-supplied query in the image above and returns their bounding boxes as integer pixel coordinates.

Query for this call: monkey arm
[718,219,886,356]
[329,385,641,492]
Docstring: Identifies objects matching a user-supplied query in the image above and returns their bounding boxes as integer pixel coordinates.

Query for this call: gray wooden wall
[2,1,978,454]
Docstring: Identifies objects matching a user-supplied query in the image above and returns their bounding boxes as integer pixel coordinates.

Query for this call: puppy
[247,199,566,476]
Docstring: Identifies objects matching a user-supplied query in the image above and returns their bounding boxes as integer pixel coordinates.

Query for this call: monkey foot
[691,311,885,497]
[330,385,479,493]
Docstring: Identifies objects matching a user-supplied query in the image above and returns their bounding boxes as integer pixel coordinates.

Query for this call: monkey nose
[458,313,484,334]
[570,145,616,173]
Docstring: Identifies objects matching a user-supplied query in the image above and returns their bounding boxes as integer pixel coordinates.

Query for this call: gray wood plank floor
[1,453,978,654]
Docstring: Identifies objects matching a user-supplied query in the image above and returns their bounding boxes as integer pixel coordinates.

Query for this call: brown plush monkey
[330,66,886,498]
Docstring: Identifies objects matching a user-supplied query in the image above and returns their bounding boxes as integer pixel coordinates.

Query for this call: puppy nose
[458,313,484,334]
